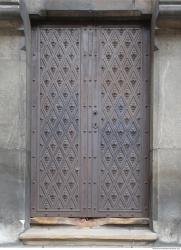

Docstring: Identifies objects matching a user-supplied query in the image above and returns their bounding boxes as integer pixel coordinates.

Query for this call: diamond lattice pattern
[98,28,144,212]
[38,28,81,211]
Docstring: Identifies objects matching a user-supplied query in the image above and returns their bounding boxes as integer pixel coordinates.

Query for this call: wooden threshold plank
[31,217,149,227]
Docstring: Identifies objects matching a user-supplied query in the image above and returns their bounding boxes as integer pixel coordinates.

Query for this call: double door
[31,25,150,218]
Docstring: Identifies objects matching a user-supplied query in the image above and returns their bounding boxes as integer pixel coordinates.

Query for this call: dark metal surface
[31,25,150,218]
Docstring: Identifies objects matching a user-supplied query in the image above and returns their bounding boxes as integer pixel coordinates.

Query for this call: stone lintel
[40,0,151,16]
[45,10,143,18]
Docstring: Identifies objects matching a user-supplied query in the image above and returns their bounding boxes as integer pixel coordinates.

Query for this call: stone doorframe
[1,0,180,234]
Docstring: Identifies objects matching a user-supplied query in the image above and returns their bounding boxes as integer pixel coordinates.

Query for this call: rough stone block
[158,149,181,243]
[154,31,181,149]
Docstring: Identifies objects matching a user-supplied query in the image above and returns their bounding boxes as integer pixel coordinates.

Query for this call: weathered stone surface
[135,0,152,13]
[0,0,19,3]
[45,0,133,11]
[0,0,20,19]
[151,30,181,244]
[156,0,181,28]
[19,225,157,242]
[154,31,181,149]
[0,26,26,244]
[157,149,181,243]
[23,0,152,15]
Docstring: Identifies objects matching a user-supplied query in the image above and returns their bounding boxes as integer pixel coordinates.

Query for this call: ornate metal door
[31,25,150,218]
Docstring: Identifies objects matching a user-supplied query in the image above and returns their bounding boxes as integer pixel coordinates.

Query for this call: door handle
[93,110,98,115]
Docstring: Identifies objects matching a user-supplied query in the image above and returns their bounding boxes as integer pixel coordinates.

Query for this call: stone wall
[153,29,181,244]
[0,21,26,244]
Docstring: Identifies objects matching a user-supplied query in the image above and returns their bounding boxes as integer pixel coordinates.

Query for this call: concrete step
[19,225,158,246]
